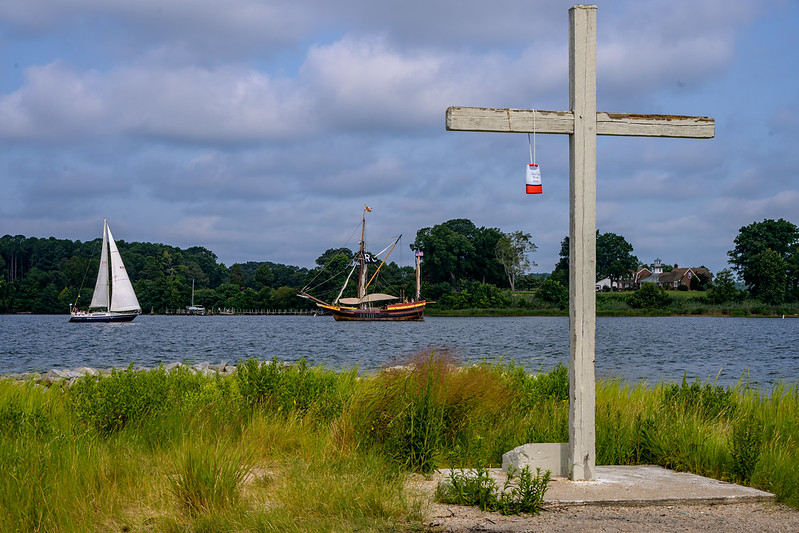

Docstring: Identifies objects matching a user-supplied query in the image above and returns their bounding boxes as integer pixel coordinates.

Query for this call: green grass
[1,356,798,531]
[428,290,799,317]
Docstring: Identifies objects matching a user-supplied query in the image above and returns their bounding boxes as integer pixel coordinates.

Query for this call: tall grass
[347,352,567,472]
[1,355,798,531]
[593,376,799,507]
[169,434,251,516]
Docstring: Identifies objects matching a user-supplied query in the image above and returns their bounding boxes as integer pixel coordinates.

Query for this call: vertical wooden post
[568,4,597,481]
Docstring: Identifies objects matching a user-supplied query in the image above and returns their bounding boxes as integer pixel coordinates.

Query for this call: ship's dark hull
[321,301,426,321]
[69,312,138,323]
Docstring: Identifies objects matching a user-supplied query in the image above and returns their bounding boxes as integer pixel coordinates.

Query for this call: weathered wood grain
[446,107,715,139]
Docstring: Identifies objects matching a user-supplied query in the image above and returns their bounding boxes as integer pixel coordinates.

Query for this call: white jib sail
[89,220,110,309]
[107,224,141,313]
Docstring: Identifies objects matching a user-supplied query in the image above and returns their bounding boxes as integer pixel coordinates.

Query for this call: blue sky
[1,0,797,276]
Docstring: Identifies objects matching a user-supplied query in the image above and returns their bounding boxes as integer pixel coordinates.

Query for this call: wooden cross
[446,5,714,481]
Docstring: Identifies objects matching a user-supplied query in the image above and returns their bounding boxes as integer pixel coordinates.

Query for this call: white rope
[528,110,537,165]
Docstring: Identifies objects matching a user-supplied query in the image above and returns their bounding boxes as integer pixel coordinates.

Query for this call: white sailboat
[186,279,205,315]
[69,219,141,323]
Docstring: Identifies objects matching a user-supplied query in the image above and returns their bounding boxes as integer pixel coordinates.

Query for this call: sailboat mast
[104,219,111,311]
[358,207,368,303]
[415,251,423,301]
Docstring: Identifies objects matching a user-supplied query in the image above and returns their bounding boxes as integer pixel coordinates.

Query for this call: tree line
[1,217,797,314]
[0,235,312,314]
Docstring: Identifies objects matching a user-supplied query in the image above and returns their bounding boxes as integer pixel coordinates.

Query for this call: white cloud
[710,190,799,224]
[0,62,106,140]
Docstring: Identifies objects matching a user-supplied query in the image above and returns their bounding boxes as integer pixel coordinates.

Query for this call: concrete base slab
[437,465,774,508]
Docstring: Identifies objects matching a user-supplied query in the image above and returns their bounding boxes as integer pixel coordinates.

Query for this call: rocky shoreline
[1,360,237,386]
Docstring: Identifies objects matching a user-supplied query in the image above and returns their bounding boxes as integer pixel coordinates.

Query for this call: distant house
[597,258,712,291]
[638,259,712,290]
[657,266,712,289]
[598,266,649,291]
[616,267,652,290]
[639,258,666,286]
[596,277,614,291]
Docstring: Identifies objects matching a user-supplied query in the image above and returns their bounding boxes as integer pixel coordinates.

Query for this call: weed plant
[434,465,550,515]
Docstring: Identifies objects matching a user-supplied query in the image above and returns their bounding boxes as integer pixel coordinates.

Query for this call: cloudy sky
[1,1,797,275]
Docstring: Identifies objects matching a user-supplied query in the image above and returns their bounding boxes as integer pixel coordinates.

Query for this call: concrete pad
[546,465,775,507]
[437,465,774,508]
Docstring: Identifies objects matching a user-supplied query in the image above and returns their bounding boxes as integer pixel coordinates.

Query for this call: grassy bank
[425,291,799,317]
[1,356,797,531]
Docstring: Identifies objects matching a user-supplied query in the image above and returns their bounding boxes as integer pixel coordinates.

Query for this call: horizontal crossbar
[446,107,715,138]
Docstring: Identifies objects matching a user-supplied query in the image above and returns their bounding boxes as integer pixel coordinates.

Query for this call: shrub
[68,364,171,433]
[506,363,569,407]
[435,465,550,515]
[536,280,568,309]
[662,376,736,420]
[235,357,353,421]
[730,414,763,483]
[0,401,53,440]
[435,467,497,511]
[627,283,672,309]
[436,282,511,309]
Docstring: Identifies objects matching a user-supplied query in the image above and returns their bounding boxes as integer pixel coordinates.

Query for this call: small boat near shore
[69,219,141,323]
[186,279,205,315]
[298,207,426,321]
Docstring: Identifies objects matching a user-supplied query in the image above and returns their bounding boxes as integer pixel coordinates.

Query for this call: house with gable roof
[615,266,652,290]
[638,259,712,290]
[598,259,712,291]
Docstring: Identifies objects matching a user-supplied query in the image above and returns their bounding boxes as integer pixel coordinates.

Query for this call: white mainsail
[107,225,141,312]
[87,220,140,313]
[89,220,110,309]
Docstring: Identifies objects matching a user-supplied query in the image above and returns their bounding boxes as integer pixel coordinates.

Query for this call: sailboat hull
[320,301,426,321]
[69,311,138,323]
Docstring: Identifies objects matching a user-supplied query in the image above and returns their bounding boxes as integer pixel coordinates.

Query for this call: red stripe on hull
[329,302,426,321]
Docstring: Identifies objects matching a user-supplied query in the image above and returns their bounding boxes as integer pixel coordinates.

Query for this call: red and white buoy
[526,163,542,194]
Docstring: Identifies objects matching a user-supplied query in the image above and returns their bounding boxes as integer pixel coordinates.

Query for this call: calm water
[1,315,797,387]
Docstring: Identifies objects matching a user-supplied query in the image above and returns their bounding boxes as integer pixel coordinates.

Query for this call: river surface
[1,315,797,388]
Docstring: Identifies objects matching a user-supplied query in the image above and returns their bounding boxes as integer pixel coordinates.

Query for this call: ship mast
[415,251,423,301]
[358,206,369,305]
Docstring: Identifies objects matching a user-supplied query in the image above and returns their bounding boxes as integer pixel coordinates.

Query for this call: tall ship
[298,207,426,321]
[69,219,141,323]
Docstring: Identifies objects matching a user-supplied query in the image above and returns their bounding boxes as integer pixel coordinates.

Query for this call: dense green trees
[550,232,638,286]
[411,219,526,292]
[0,235,312,314]
[705,269,742,304]
[596,232,640,287]
[728,218,799,304]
